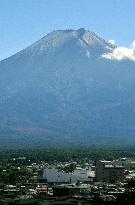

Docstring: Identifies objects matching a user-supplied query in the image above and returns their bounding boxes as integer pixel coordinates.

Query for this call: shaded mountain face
[0,28,135,148]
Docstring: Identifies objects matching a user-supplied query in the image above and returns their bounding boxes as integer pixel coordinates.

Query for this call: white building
[43,168,95,183]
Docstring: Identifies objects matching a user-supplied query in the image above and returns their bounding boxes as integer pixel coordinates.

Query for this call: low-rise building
[43,168,95,184]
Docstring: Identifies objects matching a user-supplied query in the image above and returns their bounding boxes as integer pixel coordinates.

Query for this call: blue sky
[0,0,135,60]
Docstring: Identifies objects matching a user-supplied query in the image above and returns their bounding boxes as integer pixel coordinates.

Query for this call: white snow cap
[108,40,116,45]
[102,41,135,62]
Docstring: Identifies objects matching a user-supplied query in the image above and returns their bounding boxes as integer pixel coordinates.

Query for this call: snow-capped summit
[22,28,115,58]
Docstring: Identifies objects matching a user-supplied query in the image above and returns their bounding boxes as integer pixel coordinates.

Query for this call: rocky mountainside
[0,28,135,148]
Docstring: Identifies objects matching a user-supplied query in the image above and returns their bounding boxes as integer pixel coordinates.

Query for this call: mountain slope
[0,28,135,148]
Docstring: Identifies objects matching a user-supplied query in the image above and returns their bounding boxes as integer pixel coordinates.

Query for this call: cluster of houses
[0,158,135,204]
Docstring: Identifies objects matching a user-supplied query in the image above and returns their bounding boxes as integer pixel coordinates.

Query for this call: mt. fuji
[0,28,135,148]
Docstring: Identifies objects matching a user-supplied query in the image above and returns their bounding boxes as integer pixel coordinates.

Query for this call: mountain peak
[77,28,86,36]
[25,28,114,58]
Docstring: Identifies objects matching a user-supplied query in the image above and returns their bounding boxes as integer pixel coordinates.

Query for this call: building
[96,161,124,183]
[43,168,95,184]
[53,184,80,197]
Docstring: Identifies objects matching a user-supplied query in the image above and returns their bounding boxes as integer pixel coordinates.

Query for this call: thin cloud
[102,41,135,62]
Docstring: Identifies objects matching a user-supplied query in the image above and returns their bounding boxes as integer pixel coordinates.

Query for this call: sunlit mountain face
[0,28,135,148]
